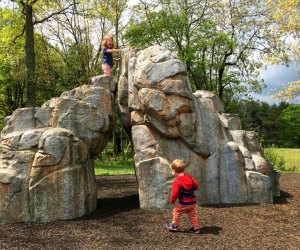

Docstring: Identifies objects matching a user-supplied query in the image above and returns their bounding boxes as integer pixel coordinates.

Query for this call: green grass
[94,148,300,175]
[94,157,135,175]
[264,148,300,173]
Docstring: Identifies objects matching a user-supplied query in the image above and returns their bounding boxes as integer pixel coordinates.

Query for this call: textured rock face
[117,46,280,208]
[0,45,280,223]
[0,83,114,223]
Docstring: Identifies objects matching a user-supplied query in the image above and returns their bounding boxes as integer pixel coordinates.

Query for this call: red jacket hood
[176,174,194,190]
[170,174,199,204]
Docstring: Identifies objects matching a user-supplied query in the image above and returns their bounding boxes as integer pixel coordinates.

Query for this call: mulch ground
[0,173,299,250]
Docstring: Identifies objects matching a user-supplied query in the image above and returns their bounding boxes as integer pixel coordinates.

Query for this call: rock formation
[117,46,280,208]
[0,45,280,223]
[0,83,114,223]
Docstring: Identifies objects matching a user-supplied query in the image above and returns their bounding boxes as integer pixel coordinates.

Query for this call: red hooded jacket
[170,174,199,204]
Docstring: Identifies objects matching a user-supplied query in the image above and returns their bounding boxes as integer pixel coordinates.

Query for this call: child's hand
[114,58,121,62]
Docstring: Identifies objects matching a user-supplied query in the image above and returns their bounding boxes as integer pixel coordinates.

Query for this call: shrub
[265,145,286,172]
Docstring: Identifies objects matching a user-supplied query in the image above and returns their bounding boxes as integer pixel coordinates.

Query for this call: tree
[39,1,94,87]
[38,0,128,86]
[124,0,274,102]
[228,98,289,147]
[266,0,300,101]
[40,0,129,156]
[109,0,127,48]
[272,80,300,101]
[34,34,71,104]
[10,0,74,107]
[282,104,300,147]
[0,6,26,124]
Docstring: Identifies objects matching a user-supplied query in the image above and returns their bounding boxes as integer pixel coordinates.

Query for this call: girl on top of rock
[101,34,121,76]
[166,159,200,234]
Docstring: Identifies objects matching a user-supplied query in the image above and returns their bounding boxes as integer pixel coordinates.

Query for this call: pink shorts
[102,63,112,76]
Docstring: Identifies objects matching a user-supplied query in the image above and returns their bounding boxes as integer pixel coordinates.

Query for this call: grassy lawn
[94,157,135,175]
[94,148,300,175]
[264,148,300,172]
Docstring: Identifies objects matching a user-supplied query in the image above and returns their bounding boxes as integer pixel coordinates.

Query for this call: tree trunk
[24,3,36,107]
[218,66,225,100]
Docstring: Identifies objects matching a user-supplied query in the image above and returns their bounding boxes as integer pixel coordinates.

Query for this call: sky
[254,63,300,104]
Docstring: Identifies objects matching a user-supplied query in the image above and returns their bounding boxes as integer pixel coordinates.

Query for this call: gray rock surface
[246,171,273,204]
[0,82,114,223]
[0,45,280,223]
[117,45,280,208]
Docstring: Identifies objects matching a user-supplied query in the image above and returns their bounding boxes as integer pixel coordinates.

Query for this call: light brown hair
[170,159,186,173]
[102,34,114,48]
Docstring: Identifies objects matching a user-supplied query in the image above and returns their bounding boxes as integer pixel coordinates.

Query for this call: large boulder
[0,82,114,223]
[117,45,279,207]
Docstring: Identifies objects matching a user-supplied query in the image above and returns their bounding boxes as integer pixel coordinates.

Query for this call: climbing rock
[0,45,281,224]
[219,142,248,203]
[93,75,116,92]
[252,154,270,175]
[136,156,172,209]
[0,82,113,223]
[117,45,279,207]
[219,113,242,130]
[246,171,273,203]
[29,128,96,222]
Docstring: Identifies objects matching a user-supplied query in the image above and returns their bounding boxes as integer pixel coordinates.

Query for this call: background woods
[0,0,299,159]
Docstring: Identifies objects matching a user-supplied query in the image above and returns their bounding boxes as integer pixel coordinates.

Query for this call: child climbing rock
[101,34,121,76]
[91,34,121,84]
[166,159,200,234]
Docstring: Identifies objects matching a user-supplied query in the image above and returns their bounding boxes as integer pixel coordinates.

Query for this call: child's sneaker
[166,223,178,232]
[189,227,201,234]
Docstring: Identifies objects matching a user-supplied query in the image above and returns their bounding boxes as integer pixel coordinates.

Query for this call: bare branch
[33,3,75,25]
[8,25,26,50]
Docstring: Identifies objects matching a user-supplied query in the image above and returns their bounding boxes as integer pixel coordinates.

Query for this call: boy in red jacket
[166,159,200,234]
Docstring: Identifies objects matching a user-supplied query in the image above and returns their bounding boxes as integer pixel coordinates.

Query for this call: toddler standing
[166,159,200,234]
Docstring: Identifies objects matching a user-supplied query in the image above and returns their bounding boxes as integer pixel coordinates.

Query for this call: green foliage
[95,128,134,175]
[34,36,73,105]
[0,2,104,111]
[265,147,300,173]
[124,18,161,48]
[124,0,267,100]
[0,6,26,125]
[227,99,292,147]
[264,146,286,172]
[281,104,300,148]
[94,156,135,175]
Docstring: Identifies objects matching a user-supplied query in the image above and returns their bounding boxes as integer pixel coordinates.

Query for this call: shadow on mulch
[79,194,140,220]
[202,203,257,208]
[170,226,222,235]
[273,190,293,204]
[200,190,293,207]
[96,194,140,218]
[200,226,223,235]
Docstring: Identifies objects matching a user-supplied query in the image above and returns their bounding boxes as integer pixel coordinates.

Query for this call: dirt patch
[0,173,299,249]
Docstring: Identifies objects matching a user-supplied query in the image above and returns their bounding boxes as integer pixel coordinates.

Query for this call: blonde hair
[170,159,186,173]
[102,34,114,48]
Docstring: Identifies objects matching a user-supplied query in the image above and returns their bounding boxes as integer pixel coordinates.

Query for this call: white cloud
[253,63,300,104]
